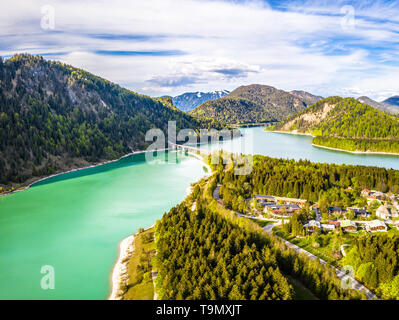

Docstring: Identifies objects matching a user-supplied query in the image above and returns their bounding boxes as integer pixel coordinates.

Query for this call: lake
[0,152,206,299]
[206,127,399,170]
[0,127,398,299]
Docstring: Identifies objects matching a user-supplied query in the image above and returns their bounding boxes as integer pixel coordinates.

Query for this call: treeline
[218,155,399,205]
[313,136,399,154]
[154,177,364,300]
[343,235,399,299]
[0,54,219,190]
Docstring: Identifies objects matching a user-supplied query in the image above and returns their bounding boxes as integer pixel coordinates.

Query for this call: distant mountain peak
[172,90,230,113]
[357,96,399,114]
[382,95,399,106]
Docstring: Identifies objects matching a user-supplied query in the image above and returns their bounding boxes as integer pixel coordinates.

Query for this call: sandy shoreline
[108,224,155,300]
[108,151,212,300]
[266,130,315,137]
[108,234,135,300]
[312,143,399,156]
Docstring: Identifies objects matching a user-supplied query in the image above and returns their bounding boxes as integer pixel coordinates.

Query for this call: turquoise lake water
[0,127,398,299]
[0,152,206,299]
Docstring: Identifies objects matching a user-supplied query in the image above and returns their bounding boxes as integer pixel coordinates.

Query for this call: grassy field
[122,227,156,300]
[248,219,274,228]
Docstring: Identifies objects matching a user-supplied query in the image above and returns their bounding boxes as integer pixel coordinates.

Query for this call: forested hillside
[189,84,311,125]
[154,170,365,300]
[343,236,399,299]
[0,54,216,192]
[269,97,399,153]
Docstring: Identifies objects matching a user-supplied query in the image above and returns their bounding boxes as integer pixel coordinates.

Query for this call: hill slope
[189,84,311,125]
[171,90,230,112]
[269,97,399,154]
[0,54,215,192]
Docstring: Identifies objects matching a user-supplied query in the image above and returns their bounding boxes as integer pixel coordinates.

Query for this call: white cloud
[0,0,398,98]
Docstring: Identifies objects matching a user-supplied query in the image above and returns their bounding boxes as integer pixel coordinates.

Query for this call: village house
[255,195,307,207]
[328,207,344,216]
[346,207,371,219]
[365,220,387,232]
[254,195,275,203]
[340,220,357,233]
[303,220,320,232]
[328,220,341,228]
[376,205,391,220]
[361,189,385,201]
[263,203,301,216]
[321,223,336,231]
[360,189,371,197]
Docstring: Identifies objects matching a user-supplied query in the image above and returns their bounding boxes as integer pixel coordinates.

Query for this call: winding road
[213,184,377,300]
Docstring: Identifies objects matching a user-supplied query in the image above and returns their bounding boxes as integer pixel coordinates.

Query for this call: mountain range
[189,84,323,125]
[2,53,399,191]
[171,90,230,112]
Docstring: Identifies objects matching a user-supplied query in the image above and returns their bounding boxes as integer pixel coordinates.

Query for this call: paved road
[213,185,378,300]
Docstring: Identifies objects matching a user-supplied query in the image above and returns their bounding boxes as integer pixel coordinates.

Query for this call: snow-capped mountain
[172,90,230,112]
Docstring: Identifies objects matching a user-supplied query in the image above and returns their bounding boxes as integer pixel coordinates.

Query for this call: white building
[376,205,391,220]
[321,224,336,231]
[365,220,387,232]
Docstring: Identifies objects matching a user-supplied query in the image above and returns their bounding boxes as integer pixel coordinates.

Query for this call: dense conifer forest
[218,155,399,206]
[343,236,399,299]
[0,54,219,191]
[154,168,365,300]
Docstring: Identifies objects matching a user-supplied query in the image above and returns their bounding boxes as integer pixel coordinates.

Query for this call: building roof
[366,220,387,229]
[352,208,370,215]
[328,206,343,212]
[377,205,390,216]
[304,220,320,228]
[260,202,275,207]
[255,195,275,199]
[321,224,336,229]
[340,220,357,228]
[328,220,341,227]
[274,196,307,203]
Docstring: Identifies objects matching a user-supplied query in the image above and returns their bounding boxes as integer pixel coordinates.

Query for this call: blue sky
[1,0,399,100]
